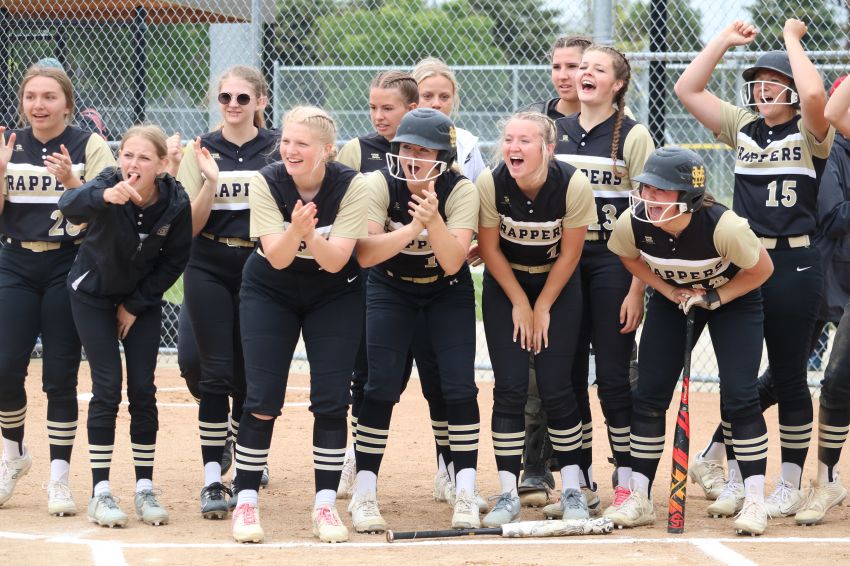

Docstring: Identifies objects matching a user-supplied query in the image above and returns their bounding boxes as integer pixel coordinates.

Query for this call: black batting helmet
[741,51,799,107]
[390,108,457,167]
[633,146,707,213]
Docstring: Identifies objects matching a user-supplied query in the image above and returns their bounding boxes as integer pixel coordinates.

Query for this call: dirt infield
[2,361,849,565]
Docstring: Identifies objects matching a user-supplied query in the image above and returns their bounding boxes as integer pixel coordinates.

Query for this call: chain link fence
[6,0,849,390]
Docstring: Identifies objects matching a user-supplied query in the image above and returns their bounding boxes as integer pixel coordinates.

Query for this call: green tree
[270,0,336,66]
[745,0,842,51]
[615,0,704,52]
[465,0,561,64]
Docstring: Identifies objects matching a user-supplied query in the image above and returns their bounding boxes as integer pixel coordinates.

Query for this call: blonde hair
[502,111,557,187]
[583,45,632,179]
[216,65,268,129]
[120,124,168,159]
[412,57,460,116]
[370,70,419,106]
[282,106,338,162]
[18,65,75,126]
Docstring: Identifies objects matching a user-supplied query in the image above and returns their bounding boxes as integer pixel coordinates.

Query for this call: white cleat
[87,493,128,528]
[47,480,77,516]
[689,454,726,500]
[348,491,387,533]
[232,502,264,543]
[0,453,32,506]
[312,503,349,543]
[765,477,806,518]
[734,486,768,536]
[795,474,847,526]
[451,489,480,529]
[337,451,356,500]
[604,489,655,528]
[707,471,744,518]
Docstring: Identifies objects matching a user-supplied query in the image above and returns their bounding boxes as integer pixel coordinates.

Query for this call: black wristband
[705,288,722,309]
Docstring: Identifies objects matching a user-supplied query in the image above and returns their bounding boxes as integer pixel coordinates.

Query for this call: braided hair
[370,70,419,107]
[550,35,592,59]
[583,45,631,179]
[282,105,338,162]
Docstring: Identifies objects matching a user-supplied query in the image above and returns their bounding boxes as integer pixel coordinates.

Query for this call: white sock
[455,468,476,496]
[498,470,518,495]
[314,489,336,508]
[136,478,153,493]
[617,466,632,488]
[818,461,830,484]
[701,440,726,461]
[560,464,581,491]
[781,462,803,489]
[447,461,455,483]
[354,470,377,497]
[437,454,447,474]
[345,444,355,459]
[728,460,742,483]
[94,480,111,497]
[2,438,22,460]
[204,461,222,487]
[50,459,70,483]
[743,474,765,503]
[632,472,650,497]
[237,489,258,507]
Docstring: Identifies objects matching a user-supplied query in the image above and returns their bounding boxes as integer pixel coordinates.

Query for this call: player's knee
[632,402,665,419]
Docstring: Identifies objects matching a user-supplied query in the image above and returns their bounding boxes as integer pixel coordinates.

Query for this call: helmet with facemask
[630,146,707,223]
[386,108,457,182]
[739,51,799,109]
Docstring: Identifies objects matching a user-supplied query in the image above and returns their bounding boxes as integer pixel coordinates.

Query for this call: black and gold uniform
[0,125,113,488]
[354,166,480,501]
[608,202,769,499]
[717,99,834,480]
[233,160,367,500]
[479,159,595,485]
[554,112,654,487]
[176,128,278,486]
[337,133,391,173]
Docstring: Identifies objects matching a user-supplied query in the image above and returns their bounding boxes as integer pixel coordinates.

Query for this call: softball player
[524,35,592,120]
[789,71,850,525]
[231,106,367,544]
[607,146,774,535]
[173,66,279,519]
[478,111,595,526]
[335,71,418,499]
[553,45,654,515]
[675,18,833,517]
[0,64,114,516]
[349,108,479,532]
[59,124,192,528]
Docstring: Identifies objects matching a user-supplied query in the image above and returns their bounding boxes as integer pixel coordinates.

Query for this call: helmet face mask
[630,146,707,223]
[629,188,689,224]
[740,51,799,110]
[387,108,457,183]
[739,80,799,109]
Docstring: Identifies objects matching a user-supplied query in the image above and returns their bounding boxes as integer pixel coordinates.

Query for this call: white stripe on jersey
[211,203,251,210]
[499,215,562,246]
[6,162,85,175]
[7,195,61,203]
[217,171,255,180]
[733,165,816,178]
[555,154,626,168]
[737,131,802,149]
[641,252,726,268]
[592,190,629,199]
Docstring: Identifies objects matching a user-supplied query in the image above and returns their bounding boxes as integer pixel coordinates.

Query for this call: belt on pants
[2,237,83,252]
[385,269,442,284]
[758,235,810,250]
[584,231,610,242]
[509,262,554,274]
[200,232,256,248]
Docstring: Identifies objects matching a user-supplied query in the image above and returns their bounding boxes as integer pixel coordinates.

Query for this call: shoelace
[138,490,163,508]
[205,483,232,501]
[237,503,258,525]
[455,490,477,512]
[48,482,73,499]
[489,492,517,512]
[735,496,766,521]
[358,496,381,517]
[612,486,631,507]
[768,479,792,503]
[316,505,342,526]
[0,460,13,483]
[99,494,121,509]
[718,469,742,499]
[562,490,584,510]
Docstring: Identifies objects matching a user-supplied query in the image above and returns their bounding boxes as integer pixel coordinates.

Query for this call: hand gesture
[103,172,143,205]
[165,132,182,176]
[532,303,550,354]
[783,18,808,42]
[192,137,219,185]
[290,199,318,239]
[0,127,15,171]
[666,286,704,307]
[681,288,722,314]
[619,291,644,334]
[512,301,533,351]
[116,304,137,340]
[410,181,440,227]
[44,144,74,185]
[723,20,758,47]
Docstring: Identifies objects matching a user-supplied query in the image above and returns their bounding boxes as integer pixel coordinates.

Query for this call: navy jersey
[478,160,595,267]
[554,112,654,234]
[337,133,391,173]
[608,204,762,290]
[1,126,115,242]
[718,100,835,238]
[250,160,369,273]
[177,128,278,240]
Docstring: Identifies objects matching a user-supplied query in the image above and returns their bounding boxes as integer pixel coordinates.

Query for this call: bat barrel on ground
[386,518,614,542]
[668,309,696,534]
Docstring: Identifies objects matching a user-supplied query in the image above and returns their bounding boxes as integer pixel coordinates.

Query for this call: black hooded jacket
[58,167,192,315]
[815,133,850,322]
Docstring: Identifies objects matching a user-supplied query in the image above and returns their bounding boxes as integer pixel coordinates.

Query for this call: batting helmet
[632,146,707,214]
[740,51,799,108]
[386,108,457,182]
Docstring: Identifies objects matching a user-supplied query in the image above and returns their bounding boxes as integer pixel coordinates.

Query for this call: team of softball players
[2,15,850,543]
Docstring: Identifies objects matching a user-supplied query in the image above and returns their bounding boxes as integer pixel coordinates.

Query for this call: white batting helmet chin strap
[386,153,448,183]
[739,80,799,108]
[629,189,688,224]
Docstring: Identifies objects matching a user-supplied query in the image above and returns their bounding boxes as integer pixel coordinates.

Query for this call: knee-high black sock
[429,401,452,471]
[131,431,157,483]
[0,405,26,455]
[492,411,524,479]
[778,402,813,488]
[199,393,230,467]
[88,426,115,491]
[313,415,347,493]
[234,413,275,492]
[731,414,768,481]
[630,412,666,490]
[446,399,479,475]
[46,397,77,463]
[818,405,850,483]
[548,409,583,469]
[605,408,631,477]
[354,398,393,476]
[576,394,593,486]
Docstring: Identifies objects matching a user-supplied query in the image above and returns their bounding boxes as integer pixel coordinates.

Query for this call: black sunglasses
[217,92,252,106]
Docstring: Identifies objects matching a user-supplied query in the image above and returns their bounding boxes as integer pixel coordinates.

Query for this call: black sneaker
[260,464,270,488]
[200,482,232,520]
[227,477,239,511]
